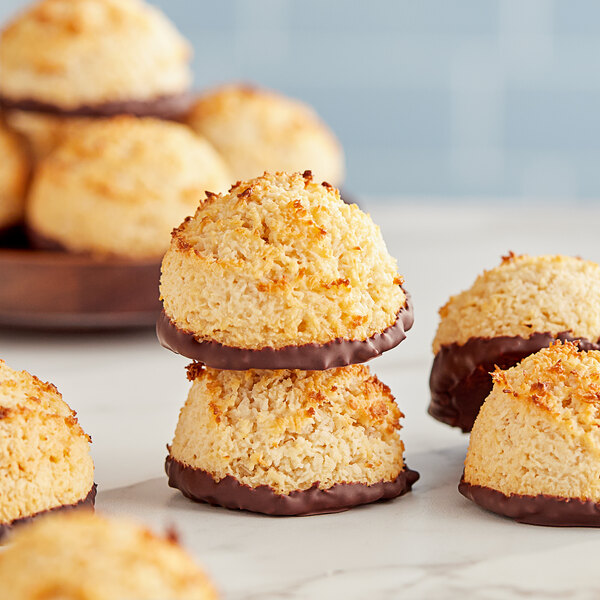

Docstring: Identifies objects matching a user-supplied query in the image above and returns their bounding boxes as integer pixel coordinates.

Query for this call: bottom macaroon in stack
[460,341,600,526]
[0,360,95,538]
[166,364,418,516]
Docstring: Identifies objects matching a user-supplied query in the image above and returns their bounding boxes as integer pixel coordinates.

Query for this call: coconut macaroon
[0,360,95,538]
[0,0,192,160]
[166,363,418,516]
[0,512,217,599]
[460,341,600,526]
[3,110,90,163]
[0,121,29,232]
[158,171,411,370]
[186,85,345,187]
[27,116,231,259]
[429,253,600,432]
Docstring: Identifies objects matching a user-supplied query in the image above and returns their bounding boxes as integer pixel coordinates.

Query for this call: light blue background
[2,1,598,200]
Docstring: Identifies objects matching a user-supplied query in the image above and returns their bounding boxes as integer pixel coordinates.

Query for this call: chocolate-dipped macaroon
[186,84,345,187]
[27,116,231,259]
[0,360,95,539]
[460,341,600,527]
[0,512,217,599]
[429,253,600,432]
[158,171,412,370]
[166,363,418,516]
[0,121,28,237]
[0,0,192,161]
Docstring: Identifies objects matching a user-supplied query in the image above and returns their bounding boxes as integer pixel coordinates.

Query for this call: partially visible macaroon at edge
[0,0,192,113]
[0,485,96,541]
[0,360,95,536]
[460,341,600,526]
[0,511,217,599]
[429,253,600,432]
[0,0,193,161]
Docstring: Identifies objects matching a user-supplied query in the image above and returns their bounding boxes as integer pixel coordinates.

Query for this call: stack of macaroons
[158,171,418,515]
[0,121,29,235]
[0,360,95,539]
[429,253,600,432]
[460,341,600,527]
[0,0,193,161]
[186,84,345,188]
[0,511,217,599]
[27,116,231,260]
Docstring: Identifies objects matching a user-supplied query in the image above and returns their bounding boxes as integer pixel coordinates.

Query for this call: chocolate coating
[0,92,192,120]
[26,227,65,252]
[0,225,28,249]
[166,457,418,516]
[459,479,600,527]
[157,293,413,370]
[0,483,97,541]
[428,332,600,433]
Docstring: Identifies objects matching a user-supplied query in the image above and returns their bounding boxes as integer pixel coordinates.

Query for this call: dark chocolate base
[0,92,192,120]
[428,332,600,433]
[26,227,65,252]
[0,224,29,249]
[459,479,600,527]
[157,292,413,370]
[166,457,419,516]
[0,483,97,541]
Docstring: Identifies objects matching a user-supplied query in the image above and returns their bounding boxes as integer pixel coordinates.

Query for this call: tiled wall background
[2,0,599,200]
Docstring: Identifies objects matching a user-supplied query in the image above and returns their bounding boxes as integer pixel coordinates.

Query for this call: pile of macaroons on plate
[0,0,345,260]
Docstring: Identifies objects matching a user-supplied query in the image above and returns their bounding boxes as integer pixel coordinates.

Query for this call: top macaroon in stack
[158,171,418,515]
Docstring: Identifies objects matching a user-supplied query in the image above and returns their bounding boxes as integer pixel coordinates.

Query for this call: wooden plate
[0,246,161,330]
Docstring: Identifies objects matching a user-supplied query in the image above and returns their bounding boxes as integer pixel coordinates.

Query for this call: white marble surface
[2,203,600,599]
